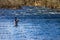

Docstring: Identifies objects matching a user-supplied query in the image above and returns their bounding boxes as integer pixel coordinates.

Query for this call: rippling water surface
[0,6,60,40]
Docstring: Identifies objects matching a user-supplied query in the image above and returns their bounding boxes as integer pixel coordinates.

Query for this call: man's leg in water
[15,22,18,27]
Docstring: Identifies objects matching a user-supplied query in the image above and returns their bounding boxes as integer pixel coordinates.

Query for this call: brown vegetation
[0,0,60,9]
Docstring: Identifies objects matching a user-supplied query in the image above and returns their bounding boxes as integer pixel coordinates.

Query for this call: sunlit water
[0,6,60,40]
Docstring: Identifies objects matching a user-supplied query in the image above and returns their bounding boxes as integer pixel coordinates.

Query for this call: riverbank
[0,0,60,9]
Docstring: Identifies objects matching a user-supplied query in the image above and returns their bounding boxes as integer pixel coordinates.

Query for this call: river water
[0,6,60,40]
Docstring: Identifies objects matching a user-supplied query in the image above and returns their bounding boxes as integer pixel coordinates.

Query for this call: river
[0,6,60,40]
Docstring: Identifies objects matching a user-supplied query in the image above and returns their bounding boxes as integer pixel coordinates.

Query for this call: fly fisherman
[15,17,19,27]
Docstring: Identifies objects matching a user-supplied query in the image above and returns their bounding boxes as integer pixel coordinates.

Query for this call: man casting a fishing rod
[14,17,19,27]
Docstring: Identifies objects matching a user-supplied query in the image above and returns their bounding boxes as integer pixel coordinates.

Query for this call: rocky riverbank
[0,0,60,9]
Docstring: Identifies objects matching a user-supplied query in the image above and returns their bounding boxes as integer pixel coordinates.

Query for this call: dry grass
[0,0,60,9]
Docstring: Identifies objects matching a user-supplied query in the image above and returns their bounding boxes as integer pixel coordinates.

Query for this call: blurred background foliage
[0,0,60,9]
